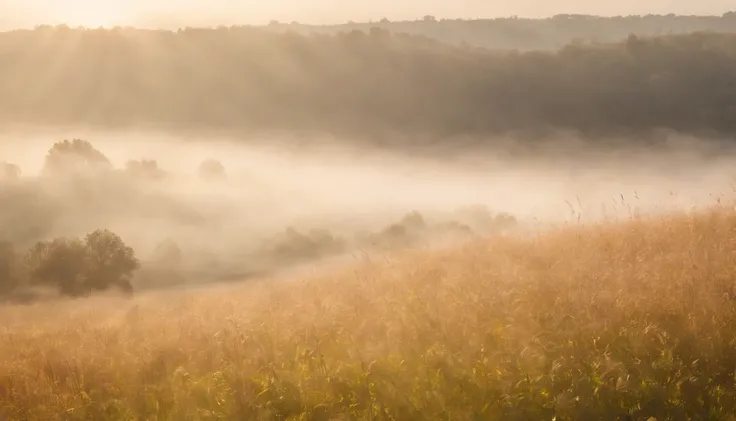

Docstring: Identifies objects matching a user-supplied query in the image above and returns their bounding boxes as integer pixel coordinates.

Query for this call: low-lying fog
[1,127,735,289]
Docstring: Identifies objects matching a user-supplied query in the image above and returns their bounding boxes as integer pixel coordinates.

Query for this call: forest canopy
[263,12,736,51]
[0,26,735,141]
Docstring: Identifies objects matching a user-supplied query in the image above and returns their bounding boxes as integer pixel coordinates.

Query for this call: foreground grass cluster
[1,209,736,420]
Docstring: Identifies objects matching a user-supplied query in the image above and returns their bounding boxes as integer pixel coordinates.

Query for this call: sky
[0,0,733,28]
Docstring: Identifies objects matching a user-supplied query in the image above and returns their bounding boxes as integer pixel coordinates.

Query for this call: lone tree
[43,139,112,176]
[25,229,140,297]
[83,229,140,294]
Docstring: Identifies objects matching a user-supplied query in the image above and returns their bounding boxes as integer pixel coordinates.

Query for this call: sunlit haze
[1,0,734,28]
[3,0,736,416]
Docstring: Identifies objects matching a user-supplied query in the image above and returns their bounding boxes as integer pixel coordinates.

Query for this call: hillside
[1,28,736,143]
[1,208,735,419]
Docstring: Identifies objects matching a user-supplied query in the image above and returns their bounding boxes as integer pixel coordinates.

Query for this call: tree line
[1,27,735,142]
[264,12,736,51]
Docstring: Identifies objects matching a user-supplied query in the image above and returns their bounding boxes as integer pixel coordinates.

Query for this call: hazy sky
[1,0,733,28]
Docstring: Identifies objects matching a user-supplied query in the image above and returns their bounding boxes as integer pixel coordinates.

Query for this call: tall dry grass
[1,208,736,420]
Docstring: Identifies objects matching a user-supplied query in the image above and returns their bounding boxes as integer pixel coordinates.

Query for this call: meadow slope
[1,208,736,420]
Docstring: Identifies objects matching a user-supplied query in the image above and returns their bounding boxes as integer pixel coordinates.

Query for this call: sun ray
[45,0,133,28]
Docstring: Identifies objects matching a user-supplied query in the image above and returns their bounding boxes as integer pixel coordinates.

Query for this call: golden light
[44,0,134,27]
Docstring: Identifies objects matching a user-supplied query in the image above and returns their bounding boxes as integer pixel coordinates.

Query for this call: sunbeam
[39,0,134,28]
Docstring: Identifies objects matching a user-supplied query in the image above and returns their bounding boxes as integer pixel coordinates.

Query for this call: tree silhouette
[83,230,139,294]
[43,139,112,176]
[400,211,427,232]
[198,159,226,181]
[125,159,166,180]
[25,237,88,296]
[25,230,139,297]
[370,211,429,249]
[267,227,346,263]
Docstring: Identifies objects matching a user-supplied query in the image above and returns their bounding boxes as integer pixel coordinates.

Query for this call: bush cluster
[1,138,517,297]
[0,229,139,299]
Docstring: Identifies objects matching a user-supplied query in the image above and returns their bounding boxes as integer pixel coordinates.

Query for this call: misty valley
[2,129,736,303]
[0,137,523,301]
[2,8,736,421]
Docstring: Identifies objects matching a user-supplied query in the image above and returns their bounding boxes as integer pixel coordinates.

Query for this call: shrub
[125,159,166,180]
[435,221,475,240]
[198,159,226,181]
[492,212,518,233]
[367,211,429,250]
[267,227,346,264]
[456,205,518,234]
[399,210,427,232]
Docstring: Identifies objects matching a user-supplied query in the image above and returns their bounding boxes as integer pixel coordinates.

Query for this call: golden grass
[2,209,736,420]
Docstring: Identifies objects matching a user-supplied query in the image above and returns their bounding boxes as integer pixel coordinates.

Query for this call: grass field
[1,209,736,420]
